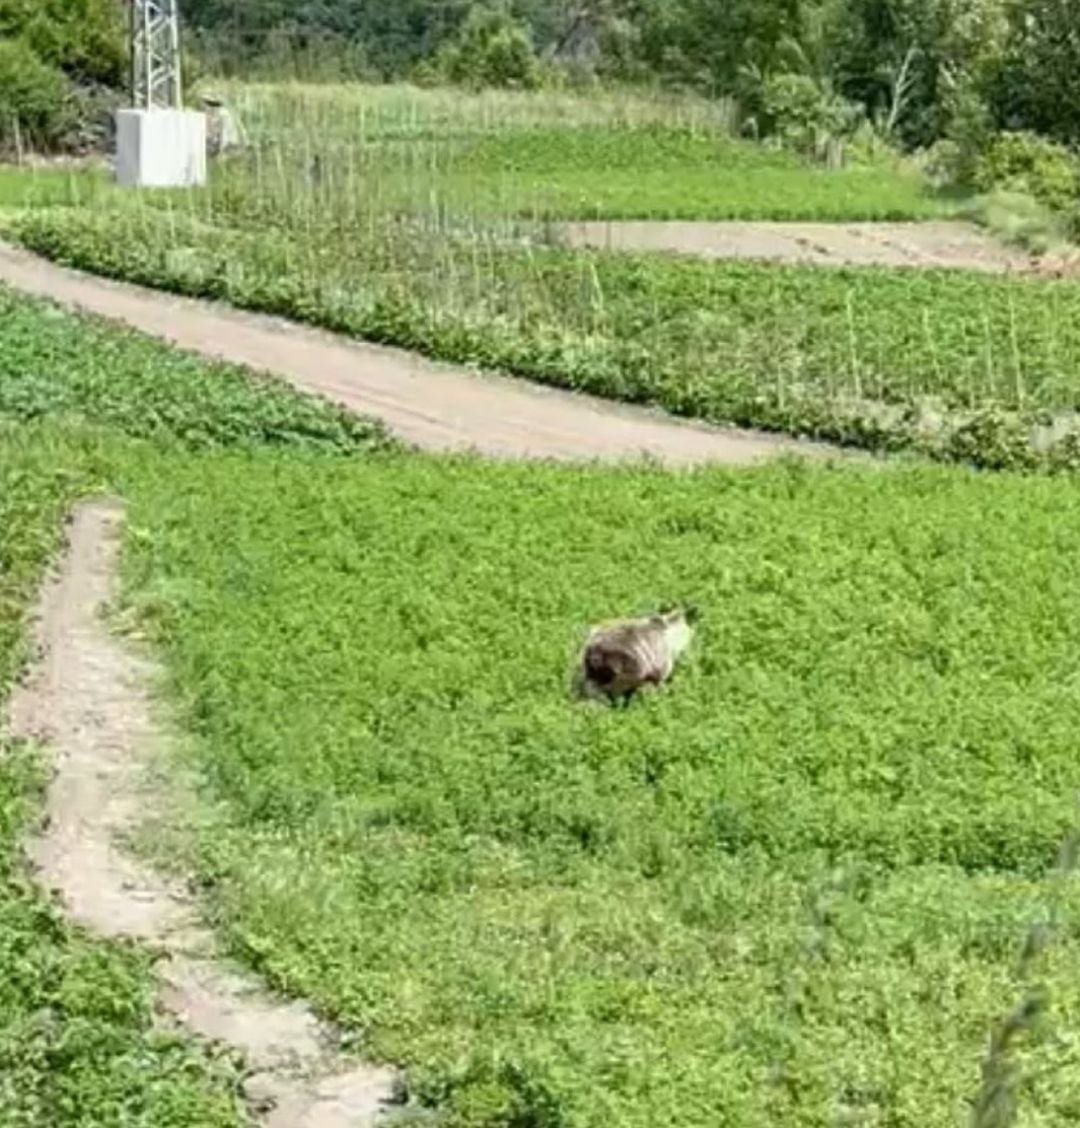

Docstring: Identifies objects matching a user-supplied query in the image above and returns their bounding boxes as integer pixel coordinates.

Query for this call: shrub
[0,38,73,152]
[430,5,542,91]
[922,85,996,190]
[0,0,126,87]
[760,73,860,160]
[973,130,1080,213]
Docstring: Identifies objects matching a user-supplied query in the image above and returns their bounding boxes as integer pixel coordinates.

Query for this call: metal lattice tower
[130,0,183,110]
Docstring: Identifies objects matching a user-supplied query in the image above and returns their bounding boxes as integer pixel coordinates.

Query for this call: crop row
[17,205,1080,471]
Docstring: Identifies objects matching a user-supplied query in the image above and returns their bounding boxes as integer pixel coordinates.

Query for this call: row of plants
[16,203,1080,472]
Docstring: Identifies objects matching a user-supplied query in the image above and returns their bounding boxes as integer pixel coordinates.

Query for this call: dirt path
[8,501,399,1127]
[553,220,1041,273]
[0,243,834,467]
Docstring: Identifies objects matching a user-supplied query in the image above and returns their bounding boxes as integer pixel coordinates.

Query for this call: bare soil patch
[9,501,399,1127]
[553,219,1062,274]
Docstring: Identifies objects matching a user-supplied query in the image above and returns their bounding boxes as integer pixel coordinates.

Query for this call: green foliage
[0,38,73,151]
[430,124,936,219]
[0,285,391,454]
[0,0,126,87]
[177,0,1080,154]
[427,4,543,90]
[759,72,860,158]
[6,236,1080,1128]
[0,284,409,1123]
[973,131,1080,215]
[831,0,1009,148]
[20,202,1080,472]
[990,0,1080,148]
[113,447,1080,1127]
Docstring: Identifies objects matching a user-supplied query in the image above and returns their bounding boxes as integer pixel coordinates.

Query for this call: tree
[828,0,1008,147]
[430,3,542,88]
[990,0,1080,146]
[0,0,126,87]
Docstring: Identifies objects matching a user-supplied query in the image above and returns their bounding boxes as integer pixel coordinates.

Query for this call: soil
[552,219,1059,274]
[8,501,399,1127]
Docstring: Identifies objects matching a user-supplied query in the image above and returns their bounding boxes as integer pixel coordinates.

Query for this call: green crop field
[15,201,1080,470]
[4,286,1080,1127]
[0,83,938,225]
[217,82,941,223]
[7,79,1072,472]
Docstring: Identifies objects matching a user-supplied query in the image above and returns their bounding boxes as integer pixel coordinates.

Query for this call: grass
[5,75,1080,1123]
[217,122,940,224]
[0,165,105,210]
[4,279,1080,1126]
[15,202,1080,469]
[0,285,391,1126]
[379,126,941,222]
[0,81,940,225]
[214,80,938,222]
[210,81,941,223]
[0,285,388,452]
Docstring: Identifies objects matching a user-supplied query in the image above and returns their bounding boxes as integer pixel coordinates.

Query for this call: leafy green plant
[0,424,246,1127]
[0,285,391,453]
[973,131,1080,215]
[0,38,73,152]
[6,264,1080,1128]
[759,72,860,160]
[0,0,126,87]
[112,447,1080,1128]
[426,4,542,91]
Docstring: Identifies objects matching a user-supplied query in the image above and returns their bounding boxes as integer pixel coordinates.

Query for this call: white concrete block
[115,109,207,189]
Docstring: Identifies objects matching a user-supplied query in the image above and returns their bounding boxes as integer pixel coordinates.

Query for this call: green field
[418,127,939,221]
[4,75,1080,1128]
[4,287,1080,1126]
[0,83,938,225]
[0,287,389,1127]
[15,201,1080,470]
[8,79,1073,471]
[215,81,940,223]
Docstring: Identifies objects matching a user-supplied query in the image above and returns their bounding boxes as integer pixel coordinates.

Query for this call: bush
[760,73,861,161]
[0,0,125,87]
[0,38,73,152]
[429,5,542,91]
[921,85,995,191]
[973,130,1080,213]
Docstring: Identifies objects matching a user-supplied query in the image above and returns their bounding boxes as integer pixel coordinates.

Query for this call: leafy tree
[429,4,542,88]
[0,0,126,87]
[990,0,1080,146]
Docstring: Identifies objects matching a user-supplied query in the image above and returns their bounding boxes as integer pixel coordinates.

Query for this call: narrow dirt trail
[8,501,399,1128]
[0,243,832,467]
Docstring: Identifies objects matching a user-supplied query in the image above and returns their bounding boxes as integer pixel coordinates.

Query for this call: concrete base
[115,109,207,189]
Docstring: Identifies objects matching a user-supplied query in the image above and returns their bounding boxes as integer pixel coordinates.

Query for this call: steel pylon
[130,0,183,110]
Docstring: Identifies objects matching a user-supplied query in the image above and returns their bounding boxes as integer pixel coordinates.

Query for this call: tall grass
[207,81,936,224]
